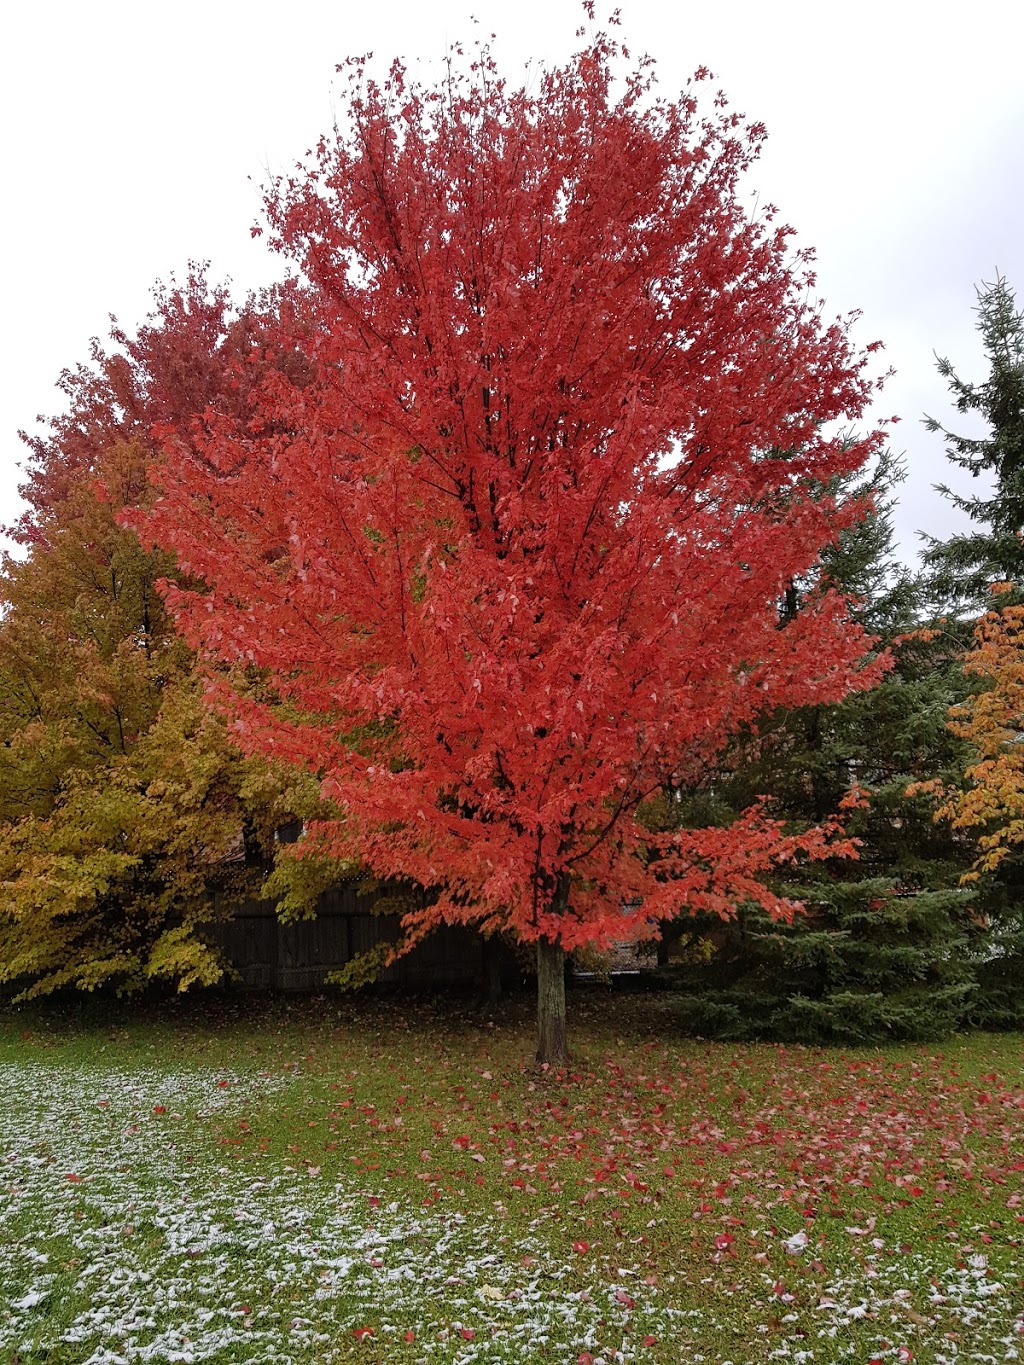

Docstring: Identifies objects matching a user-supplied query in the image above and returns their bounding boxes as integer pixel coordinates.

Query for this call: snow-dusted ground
[1,1061,1020,1362]
[0,1062,684,1362]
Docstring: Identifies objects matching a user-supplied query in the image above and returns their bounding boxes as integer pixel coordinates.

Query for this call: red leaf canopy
[141,32,886,951]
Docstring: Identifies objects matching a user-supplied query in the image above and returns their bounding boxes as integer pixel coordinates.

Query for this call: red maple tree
[140,29,887,1061]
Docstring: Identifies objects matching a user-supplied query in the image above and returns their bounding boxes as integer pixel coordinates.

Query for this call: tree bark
[536,936,568,1065]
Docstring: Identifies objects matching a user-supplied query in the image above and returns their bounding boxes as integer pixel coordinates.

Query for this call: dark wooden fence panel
[379,924,487,988]
[211,882,517,991]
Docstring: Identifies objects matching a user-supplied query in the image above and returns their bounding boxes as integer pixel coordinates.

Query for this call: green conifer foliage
[650,456,979,1042]
[915,276,1024,1028]
[969,870,1024,1029]
[921,276,1024,615]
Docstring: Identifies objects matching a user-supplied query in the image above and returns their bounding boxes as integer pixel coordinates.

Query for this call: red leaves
[140,23,885,998]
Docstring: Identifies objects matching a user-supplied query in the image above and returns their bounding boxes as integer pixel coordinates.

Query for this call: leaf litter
[1,1007,1022,1362]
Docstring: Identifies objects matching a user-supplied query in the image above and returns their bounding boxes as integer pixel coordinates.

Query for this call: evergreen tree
[967,859,1024,1029]
[650,454,979,1043]
[921,275,1024,616]
[914,275,1024,1028]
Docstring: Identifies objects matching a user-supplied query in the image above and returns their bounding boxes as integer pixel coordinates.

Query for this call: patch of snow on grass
[0,1062,685,1362]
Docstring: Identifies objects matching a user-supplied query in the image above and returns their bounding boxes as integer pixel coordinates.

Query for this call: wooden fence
[212,881,520,991]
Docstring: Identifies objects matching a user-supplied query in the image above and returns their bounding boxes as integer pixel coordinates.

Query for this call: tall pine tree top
[922,275,1024,615]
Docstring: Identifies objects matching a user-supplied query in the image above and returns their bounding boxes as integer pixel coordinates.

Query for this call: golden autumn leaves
[914,596,1024,880]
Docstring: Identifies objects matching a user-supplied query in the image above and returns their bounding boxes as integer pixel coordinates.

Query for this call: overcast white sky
[2,0,1021,567]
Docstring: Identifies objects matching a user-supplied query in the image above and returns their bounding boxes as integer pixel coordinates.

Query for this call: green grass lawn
[0,989,1021,1363]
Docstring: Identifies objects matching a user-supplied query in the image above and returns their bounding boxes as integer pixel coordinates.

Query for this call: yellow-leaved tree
[0,282,322,998]
[924,599,1024,876]
[914,596,1024,1028]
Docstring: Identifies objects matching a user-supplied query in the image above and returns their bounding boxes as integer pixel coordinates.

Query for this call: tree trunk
[536,937,568,1065]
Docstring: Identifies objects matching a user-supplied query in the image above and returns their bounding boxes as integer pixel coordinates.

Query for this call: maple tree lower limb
[536,936,568,1065]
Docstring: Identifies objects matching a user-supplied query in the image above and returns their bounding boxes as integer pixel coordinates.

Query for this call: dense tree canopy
[923,603,1024,877]
[914,274,1024,1028]
[0,289,319,999]
[139,32,887,1059]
